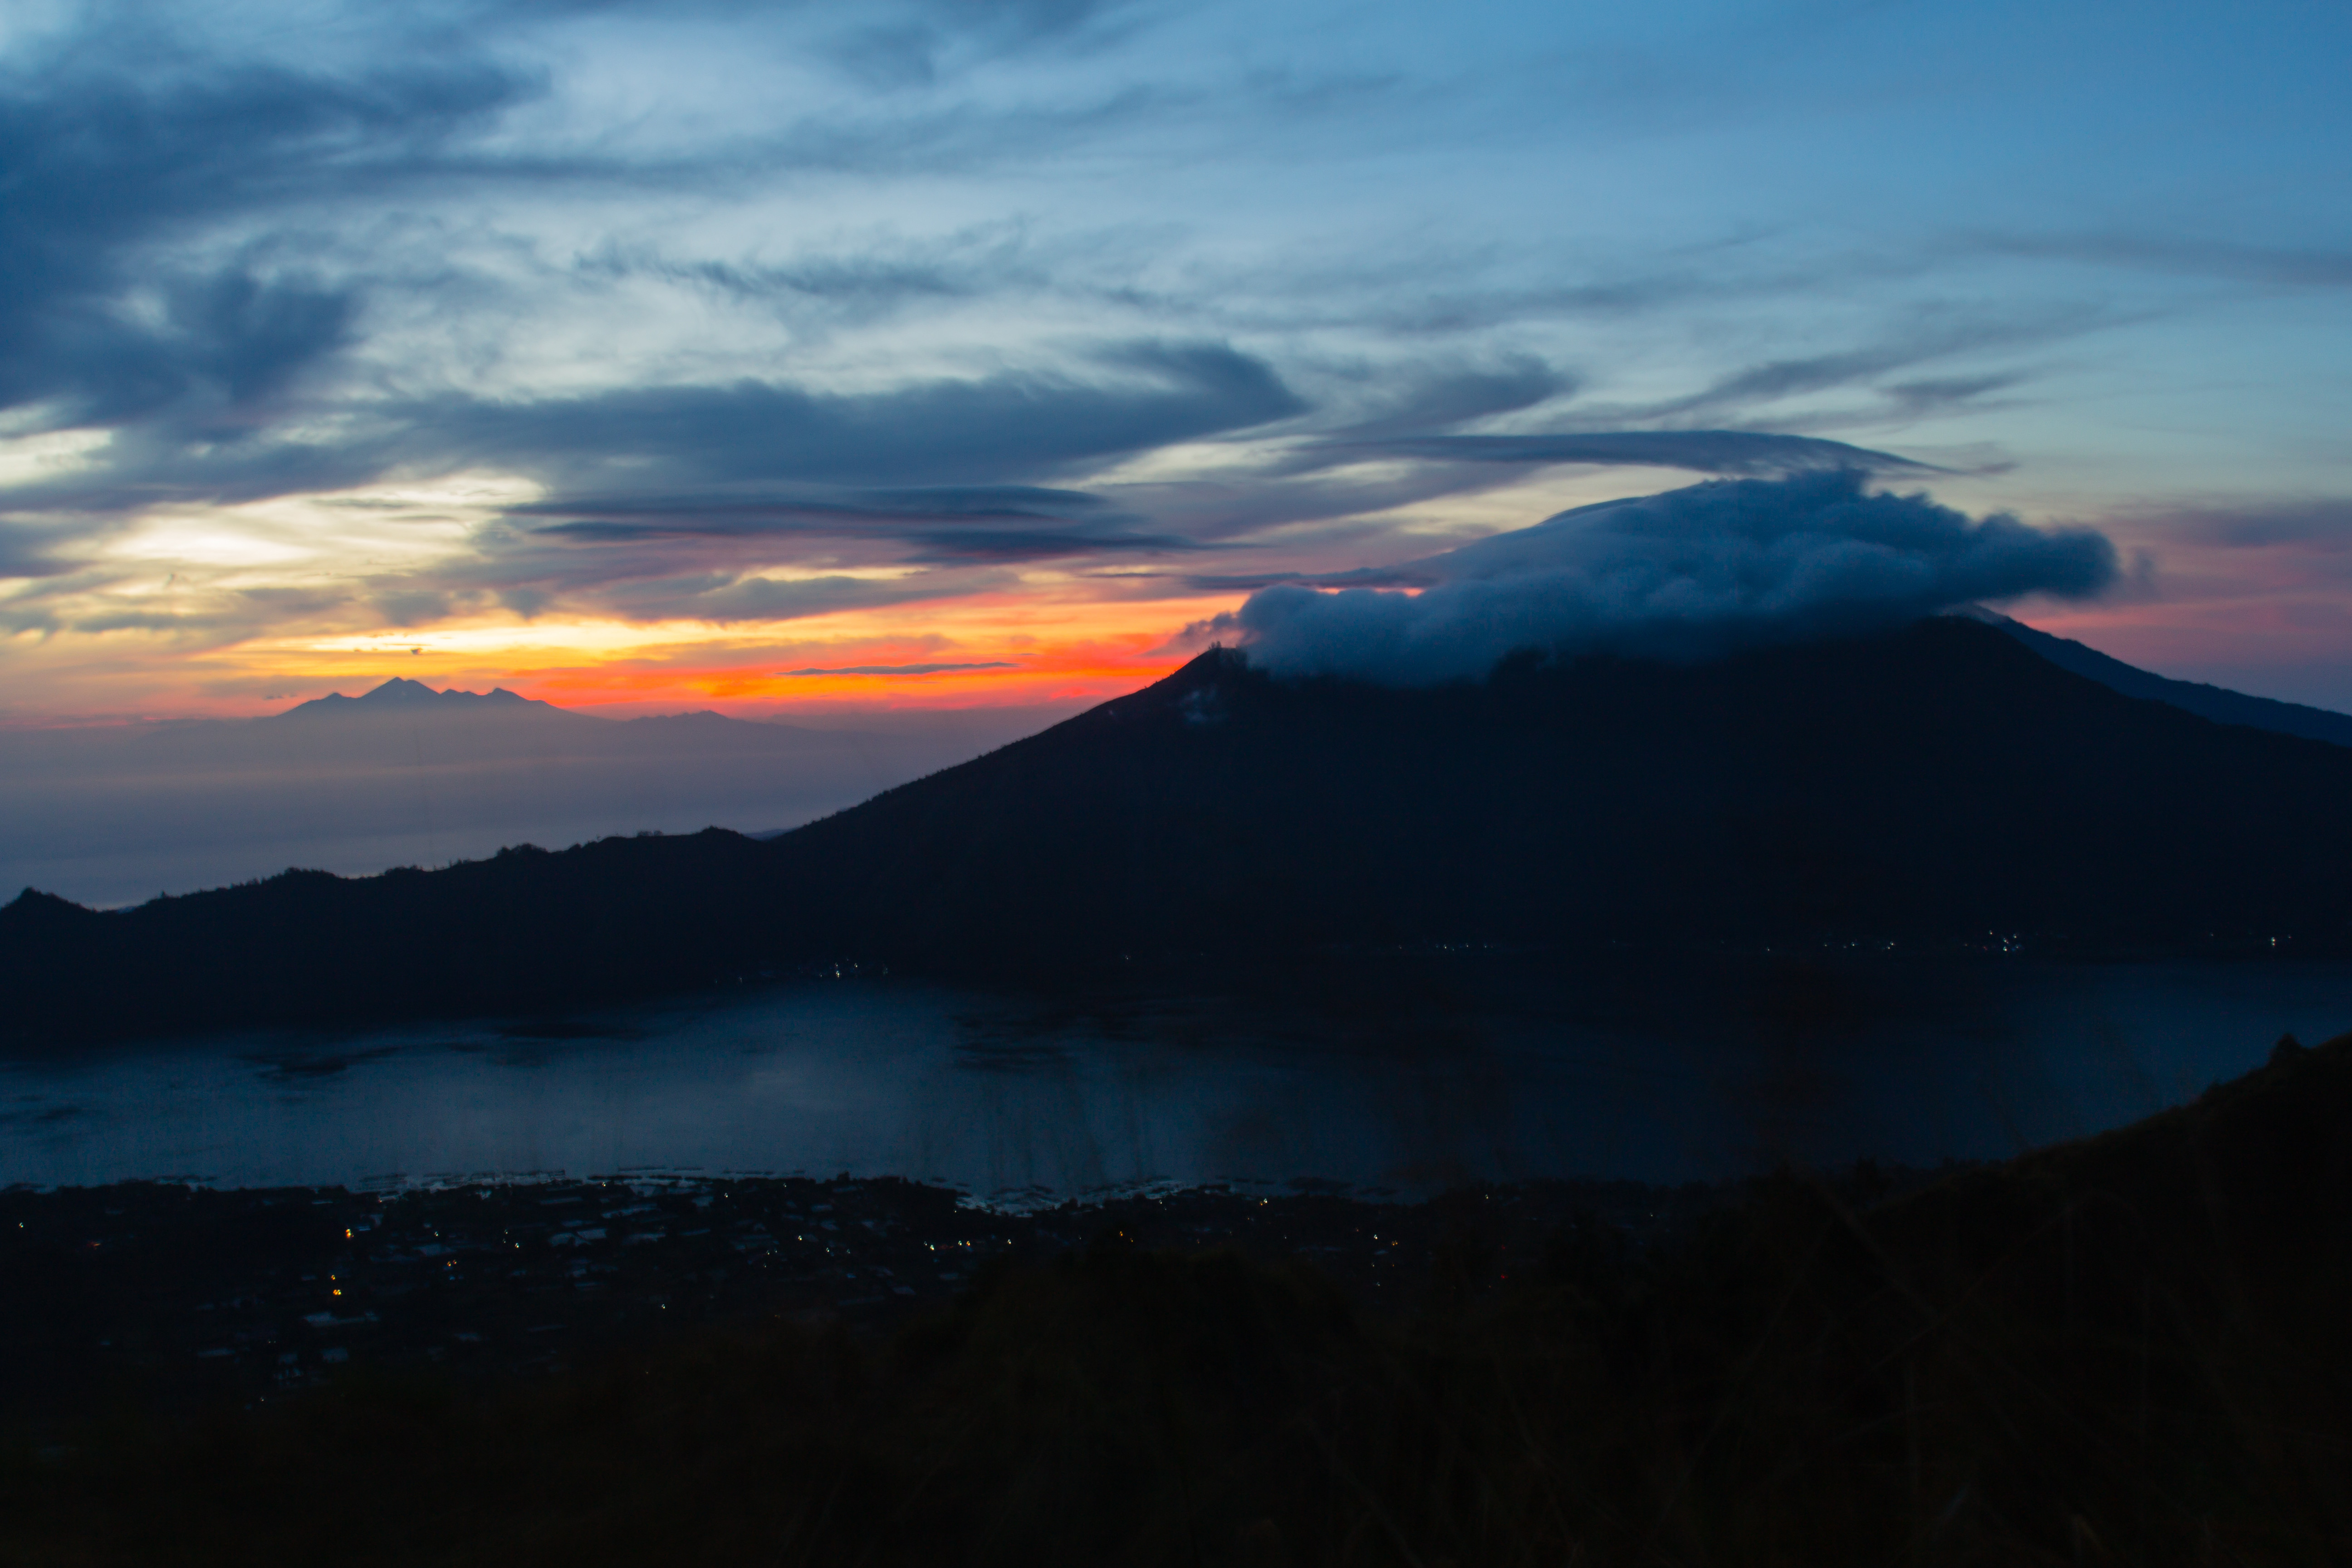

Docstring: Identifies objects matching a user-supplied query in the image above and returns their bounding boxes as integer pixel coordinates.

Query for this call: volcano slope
[7,613,2352,1041]
[764,612,2352,965]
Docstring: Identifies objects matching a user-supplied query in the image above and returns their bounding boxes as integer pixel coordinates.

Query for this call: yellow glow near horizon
[160,579,1243,715]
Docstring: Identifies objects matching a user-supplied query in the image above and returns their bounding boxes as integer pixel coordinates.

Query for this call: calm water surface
[5,960,2347,1200]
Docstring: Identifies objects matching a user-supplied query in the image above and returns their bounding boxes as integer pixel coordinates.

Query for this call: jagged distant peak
[273,679,565,719]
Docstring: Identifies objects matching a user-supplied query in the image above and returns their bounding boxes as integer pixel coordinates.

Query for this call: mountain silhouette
[275,679,560,719]
[0,681,1002,908]
[761,614,2352,966]
[1969,608,2352,748]
[6,615,2352,1042]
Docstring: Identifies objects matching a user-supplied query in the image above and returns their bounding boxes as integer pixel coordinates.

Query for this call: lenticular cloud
[1216,470,2117,685]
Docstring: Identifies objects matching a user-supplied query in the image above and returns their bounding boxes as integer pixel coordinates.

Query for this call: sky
[3,0,2350,725]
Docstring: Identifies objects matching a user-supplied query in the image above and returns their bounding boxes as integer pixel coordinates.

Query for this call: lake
[5,956,2347,1202]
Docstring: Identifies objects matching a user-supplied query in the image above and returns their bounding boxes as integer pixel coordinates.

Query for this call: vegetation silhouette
[9,1026,2349,1563]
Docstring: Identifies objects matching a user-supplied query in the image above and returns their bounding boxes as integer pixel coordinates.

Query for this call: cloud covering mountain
[1207,472,2118,685]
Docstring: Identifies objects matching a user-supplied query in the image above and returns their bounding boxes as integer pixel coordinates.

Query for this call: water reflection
[3,960,2347,1200]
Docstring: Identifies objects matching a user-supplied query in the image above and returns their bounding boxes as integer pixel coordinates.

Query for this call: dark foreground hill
[9,1027,2350,1565]
[8,614,2352,1042]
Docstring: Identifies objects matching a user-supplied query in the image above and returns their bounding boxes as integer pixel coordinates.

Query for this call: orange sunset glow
[1,578,1254,725]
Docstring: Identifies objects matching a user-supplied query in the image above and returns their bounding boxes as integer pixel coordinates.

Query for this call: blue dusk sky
[1,0,2348,720]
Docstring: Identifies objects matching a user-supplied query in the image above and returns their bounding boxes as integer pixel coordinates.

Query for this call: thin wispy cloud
[1316,431,1937,477]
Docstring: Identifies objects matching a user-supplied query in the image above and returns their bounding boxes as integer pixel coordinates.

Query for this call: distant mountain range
[6,616,2352,1043]
[0,683,1043,908]
[276,679,561,718]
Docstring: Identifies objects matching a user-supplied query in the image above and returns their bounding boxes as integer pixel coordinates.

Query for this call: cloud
[2163,499,2352,551]
[387,342,1299,495]
[2,0,2307,708]
[0,46,530,432]
[813,0,1142,88]
[1315,357,1577,440]
[0,19,1235,531]
[410,542,1008,626]
[1980,233,2352,289]
[1200,470,2118,686]
[1573,306,2119,433]
[1321,429,1936,476]
[10,342,1301,527]
[582,224,1044,334]
[1182,563,1441,593]
[520,484,1204,564]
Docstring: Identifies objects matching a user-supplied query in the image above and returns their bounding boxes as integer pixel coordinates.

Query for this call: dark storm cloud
[1200,471,2118,686]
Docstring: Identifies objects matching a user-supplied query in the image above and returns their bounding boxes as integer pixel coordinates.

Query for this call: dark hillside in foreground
[8,615,2352,1042]
[10,1029,2350,1564]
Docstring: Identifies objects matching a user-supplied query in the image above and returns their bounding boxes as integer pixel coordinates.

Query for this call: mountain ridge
[1970,608,2352,748]
[274,678,562,720]
[8,614,2352,1043]
[757,617,2352,967]
[265,680,867,743]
